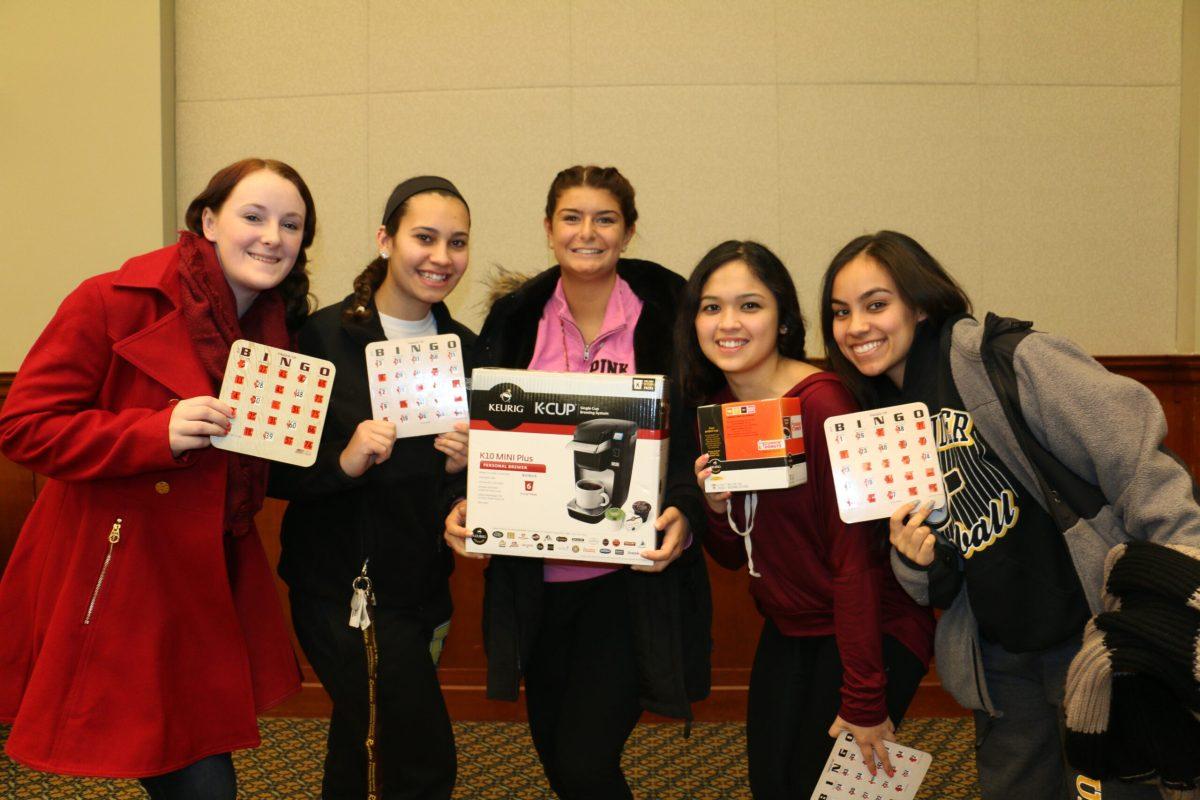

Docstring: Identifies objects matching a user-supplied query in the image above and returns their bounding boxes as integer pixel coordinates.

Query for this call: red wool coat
[0,243,301,777]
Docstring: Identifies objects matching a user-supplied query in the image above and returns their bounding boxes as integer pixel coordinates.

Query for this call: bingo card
[824,402,946,524]
[365,334,468,438]
[212,340,336,467]
[809,731,932,800]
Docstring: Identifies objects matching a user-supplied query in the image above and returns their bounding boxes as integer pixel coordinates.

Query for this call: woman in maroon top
[676,240,934,800]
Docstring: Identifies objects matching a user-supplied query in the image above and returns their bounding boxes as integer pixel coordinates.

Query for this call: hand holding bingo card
[212,340,336,467]
[809,731,932,800]
[824,402,945,524]
[365,334,468,438]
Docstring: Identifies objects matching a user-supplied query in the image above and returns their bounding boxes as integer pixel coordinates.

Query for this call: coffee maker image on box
[565,418,639,523]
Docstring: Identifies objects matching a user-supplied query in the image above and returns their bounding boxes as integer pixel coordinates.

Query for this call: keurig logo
[483,383,527,429]
[480,384,579,424]
[471,528,488,545]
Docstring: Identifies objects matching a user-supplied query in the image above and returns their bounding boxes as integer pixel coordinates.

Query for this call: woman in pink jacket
[0,158,312,798]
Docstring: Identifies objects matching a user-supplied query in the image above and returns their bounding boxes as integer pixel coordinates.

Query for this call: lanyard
[350,561,380,800]
[726,493,761,578]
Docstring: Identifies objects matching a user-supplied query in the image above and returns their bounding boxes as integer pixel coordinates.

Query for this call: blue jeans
[973,635,1160,800]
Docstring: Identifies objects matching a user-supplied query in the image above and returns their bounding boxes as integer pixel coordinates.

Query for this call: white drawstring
[725,492,761,578]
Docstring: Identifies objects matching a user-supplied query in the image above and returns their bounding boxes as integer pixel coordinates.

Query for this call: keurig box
[465,368,668,566]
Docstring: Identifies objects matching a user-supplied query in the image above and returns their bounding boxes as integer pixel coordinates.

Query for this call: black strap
[978,313,1106,532]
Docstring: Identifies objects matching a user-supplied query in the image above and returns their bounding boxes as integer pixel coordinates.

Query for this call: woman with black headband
[271,176,475,800]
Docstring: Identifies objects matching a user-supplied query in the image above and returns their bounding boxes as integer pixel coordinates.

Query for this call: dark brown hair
[674,240,807,405]
[544,165,638,227]
[819,230,972,408]
[184,158,316,331]
[344,188,468,323]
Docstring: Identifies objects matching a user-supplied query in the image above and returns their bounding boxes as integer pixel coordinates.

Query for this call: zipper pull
[349,559,375,630]
[84,517,124,625]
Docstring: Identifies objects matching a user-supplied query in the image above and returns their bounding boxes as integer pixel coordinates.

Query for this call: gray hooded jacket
[890,315,1200,715]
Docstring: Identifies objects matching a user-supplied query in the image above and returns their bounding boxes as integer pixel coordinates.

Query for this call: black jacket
[475,259,713,720]
[270,295,476,625]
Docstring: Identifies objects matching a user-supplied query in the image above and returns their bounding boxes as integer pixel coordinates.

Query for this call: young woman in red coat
[678,241,934,800]
[0,158,313,798]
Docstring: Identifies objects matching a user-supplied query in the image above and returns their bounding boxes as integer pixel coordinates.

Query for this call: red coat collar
[111,241,185,298]
[110,241,214,400]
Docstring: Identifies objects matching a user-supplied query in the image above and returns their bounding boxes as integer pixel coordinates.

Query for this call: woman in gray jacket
[818,230,1200,800]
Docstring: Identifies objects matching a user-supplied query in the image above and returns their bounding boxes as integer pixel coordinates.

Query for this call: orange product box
[697,397,806,492]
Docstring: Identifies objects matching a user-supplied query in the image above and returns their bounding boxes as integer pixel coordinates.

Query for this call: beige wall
[2,2,1190,369]
[1184,0,1200,352]
[0,1,174,371]
[173,0,1187,356]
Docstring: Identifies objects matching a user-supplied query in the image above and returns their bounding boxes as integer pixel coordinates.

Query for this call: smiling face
[375,192,471,320]
[694,260,781,384]
[544,186,634,282]
[201,169,306,313]
[829,253,926,387]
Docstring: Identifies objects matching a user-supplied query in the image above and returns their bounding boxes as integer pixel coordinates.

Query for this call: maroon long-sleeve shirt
[704,372,935,725]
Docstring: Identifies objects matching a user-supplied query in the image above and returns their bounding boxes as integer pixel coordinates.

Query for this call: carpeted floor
[2,717,979,799]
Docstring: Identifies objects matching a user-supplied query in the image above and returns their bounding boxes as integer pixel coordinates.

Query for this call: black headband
[381,176,468,226]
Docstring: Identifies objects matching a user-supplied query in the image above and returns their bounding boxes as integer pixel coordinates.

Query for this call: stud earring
[380,250,390,259]
[779,325,788,335]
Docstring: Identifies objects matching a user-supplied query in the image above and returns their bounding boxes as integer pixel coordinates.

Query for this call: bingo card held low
[212,340,336,467]
[809,731,932,800]
[365,333,468,438]
[823,402,946,523]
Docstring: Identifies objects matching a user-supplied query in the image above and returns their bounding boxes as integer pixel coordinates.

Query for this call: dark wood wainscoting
[2,357,1198,721]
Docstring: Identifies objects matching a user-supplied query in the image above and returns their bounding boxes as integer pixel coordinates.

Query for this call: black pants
[290,591,456,800]
[525,570,643,800]
[139,753,236,800]
[746,619,927,800]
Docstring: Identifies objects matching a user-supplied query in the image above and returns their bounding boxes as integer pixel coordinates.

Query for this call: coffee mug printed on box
[465,369,669,567]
